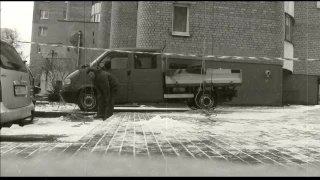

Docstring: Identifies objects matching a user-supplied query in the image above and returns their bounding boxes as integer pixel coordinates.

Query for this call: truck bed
[165,68,242,86]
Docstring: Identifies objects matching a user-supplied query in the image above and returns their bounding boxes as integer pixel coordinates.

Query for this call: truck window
[134,54,157,69]
[99,52,128,70]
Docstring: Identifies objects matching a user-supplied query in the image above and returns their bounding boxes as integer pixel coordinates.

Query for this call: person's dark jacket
[90,68,120,102]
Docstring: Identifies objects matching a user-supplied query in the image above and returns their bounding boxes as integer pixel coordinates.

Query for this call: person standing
[87,68,120,120]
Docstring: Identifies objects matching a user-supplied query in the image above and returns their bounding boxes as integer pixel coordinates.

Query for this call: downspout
[77,31,82,67]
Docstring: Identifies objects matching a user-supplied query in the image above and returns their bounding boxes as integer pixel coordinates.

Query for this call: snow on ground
[137,105,320,157]
[35,102,189,112]
[0,117,102,142]
[134,115,198,136]
[35,102,79,112]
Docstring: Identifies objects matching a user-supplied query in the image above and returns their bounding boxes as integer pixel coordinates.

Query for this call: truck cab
[61,48,164,111]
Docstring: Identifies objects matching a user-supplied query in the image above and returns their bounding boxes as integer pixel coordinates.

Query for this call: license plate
[14,85,27,96]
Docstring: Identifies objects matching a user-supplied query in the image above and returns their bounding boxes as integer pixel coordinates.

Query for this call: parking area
[1,104,320,176]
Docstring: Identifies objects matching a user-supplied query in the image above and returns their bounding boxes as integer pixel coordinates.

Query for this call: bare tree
[0,28,29,60]
[42,57,75,100]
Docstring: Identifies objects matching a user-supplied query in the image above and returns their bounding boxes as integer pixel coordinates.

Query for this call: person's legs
[104,91,117,119]
[95,94,105,118]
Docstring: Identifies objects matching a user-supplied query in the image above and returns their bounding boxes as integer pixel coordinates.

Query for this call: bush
[47,80,62,102]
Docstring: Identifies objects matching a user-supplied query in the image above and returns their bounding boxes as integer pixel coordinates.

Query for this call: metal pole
[77,31,81,67]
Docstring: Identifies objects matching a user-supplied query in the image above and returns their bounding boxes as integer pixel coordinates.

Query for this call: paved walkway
[1,109,320,170]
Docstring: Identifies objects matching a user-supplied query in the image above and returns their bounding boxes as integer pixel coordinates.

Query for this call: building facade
[30,1,320,105]
[29,1,101,94]
[97,1,320,105]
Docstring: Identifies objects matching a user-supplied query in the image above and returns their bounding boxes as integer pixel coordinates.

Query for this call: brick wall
[294,1,320,59]
[136,1,284,58]
[98,1,112,49]
[293,2,320,76]
[110,1,138,48]
[66,1,92,22]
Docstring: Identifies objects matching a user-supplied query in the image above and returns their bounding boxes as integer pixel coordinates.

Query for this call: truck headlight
[63,78,71,86]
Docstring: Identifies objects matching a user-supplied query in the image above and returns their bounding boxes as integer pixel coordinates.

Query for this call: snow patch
[133,115,199,136]
[0,118,102,142]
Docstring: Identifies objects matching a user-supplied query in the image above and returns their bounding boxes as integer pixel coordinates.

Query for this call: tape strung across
[4,39,320,62]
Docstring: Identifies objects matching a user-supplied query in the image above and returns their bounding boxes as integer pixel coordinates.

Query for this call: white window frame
[91,2,101,22]
[40,10,49,19]
[38,27,48,36]
[172,4,190,36]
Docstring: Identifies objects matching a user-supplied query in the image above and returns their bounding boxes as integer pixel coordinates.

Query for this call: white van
[0,40,35,129]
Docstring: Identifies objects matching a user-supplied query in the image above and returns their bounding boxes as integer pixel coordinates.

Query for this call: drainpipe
[77,31,82,67]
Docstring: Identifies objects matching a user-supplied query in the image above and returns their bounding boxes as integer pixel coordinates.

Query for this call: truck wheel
[195,91,218,110]
[78,89,98,112]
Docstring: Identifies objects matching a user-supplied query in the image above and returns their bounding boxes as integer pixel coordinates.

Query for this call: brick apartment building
[30,1,320,105]
[29,1,101,94]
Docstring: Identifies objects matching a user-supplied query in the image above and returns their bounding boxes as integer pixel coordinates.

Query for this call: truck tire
[77,88,98,112]
[195,91,218,110]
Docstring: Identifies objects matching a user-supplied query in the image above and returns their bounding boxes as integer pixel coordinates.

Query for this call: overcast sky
[1,1,34,63]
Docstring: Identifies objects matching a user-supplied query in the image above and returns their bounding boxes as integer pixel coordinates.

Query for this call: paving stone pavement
[1,112,320,170]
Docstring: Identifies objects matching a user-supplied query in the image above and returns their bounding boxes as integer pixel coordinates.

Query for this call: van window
[99,52,128,70]
[0,44,27,72]
[134,54,157,69]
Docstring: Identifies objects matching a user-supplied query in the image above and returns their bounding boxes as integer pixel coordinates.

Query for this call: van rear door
[0,42,31,109]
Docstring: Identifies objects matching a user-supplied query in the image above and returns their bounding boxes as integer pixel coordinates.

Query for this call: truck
[60,48,242,111]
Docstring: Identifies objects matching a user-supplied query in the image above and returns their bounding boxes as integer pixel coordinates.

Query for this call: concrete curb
[34,108,190,118]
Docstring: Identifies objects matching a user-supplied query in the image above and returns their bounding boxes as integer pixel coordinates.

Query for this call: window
[172,4,189,36]
[40,10,49,19]
[63,11,67,20]
[285,13,294,43]
[317,2,320,8]
[0,44,27,72]
[39,27,48,36]
[91,2,101,22]
[99,52,128,70]
[134,54,157,69]
[37,45,41,53]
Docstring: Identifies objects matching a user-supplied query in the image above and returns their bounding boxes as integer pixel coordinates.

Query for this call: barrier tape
[3,39,320,62]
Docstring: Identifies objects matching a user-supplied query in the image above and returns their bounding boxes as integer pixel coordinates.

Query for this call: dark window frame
[37,45,41,53]
[63,10,67,20]
[285,13,294,43]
